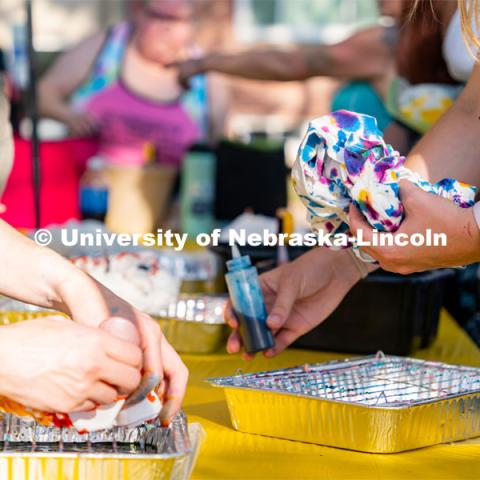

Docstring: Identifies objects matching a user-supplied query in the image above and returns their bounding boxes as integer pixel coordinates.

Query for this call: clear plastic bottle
[79,156,109,222]
[225,245,275,353]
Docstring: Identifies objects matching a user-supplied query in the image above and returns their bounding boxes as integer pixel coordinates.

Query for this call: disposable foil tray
[0,411,204,480]
[0,296,228,355]
[208,354,480,453]
[154,296,228,354]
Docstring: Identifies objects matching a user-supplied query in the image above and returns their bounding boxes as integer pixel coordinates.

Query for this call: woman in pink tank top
[38,0,229,167]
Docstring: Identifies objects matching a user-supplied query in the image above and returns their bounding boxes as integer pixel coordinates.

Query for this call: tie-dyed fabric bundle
[292,110,476,262]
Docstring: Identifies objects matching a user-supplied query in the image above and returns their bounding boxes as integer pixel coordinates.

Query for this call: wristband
[347,248,370,279]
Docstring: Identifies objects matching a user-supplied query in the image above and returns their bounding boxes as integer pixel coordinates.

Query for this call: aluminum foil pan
[0,297,56,323]
[154,296,228,354]
[0,411,205,480]
[208,354,480,453]
[0,295,228,354]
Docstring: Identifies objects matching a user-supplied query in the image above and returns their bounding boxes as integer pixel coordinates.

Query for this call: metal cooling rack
[0,411,191,457]
[208,354,480,407]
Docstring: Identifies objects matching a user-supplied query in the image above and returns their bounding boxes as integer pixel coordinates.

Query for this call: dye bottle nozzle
[225,245,274,353]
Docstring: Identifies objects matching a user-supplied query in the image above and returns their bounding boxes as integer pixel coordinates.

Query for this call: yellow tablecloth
[182,311,480,480]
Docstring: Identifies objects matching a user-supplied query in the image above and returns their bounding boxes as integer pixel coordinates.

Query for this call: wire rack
[209,354,480,407]
[0,411,191,456]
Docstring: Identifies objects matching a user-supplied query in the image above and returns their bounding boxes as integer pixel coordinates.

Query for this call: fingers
[225,302,246,355]
[68,113,97,137]
[226,329,241,354]
[99,358,141,395]
[137,314,163,378]
[87,382,119,406]
[159,339,188,425]
[101,317,140,345]
[265,328,299,357]
[398,179,418,211]
[102,333,143,369]
[266,277,298,330]
[224,301,238,328]
[71,400,97,413]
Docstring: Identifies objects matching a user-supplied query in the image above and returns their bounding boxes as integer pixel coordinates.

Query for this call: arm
[406,64,480,186]
[206,73,230,141]
[347,65,480,273]
[0,220,187,422]
[38,32,105,136]
[175,26,394,83]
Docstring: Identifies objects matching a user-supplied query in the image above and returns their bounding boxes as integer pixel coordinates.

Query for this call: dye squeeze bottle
[225,245,275,353]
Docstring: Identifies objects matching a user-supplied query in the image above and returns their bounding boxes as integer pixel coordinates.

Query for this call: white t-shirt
[443,9,477,83]
[0,92,13,197]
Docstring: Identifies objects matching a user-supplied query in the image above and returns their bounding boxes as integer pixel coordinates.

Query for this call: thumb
[399,180,420,213]
[266,278,299,330]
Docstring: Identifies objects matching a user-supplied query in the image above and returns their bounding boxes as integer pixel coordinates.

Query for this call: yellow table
[182,311,480,480]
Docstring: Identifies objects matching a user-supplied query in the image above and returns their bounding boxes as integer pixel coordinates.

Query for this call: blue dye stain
[332,110,361,132]
[344,151,364,176]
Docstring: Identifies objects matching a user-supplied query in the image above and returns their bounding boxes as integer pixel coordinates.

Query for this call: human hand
[0,316,142,413]
[349,180,480,274]
[167,58,206,90]
[56,274,188,424]
[0,224,188,423]
[0,204,6,214]
[225,247,372,359]
[64,110,98,138]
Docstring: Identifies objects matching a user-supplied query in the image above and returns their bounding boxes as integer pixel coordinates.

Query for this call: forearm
[406,66,480,187]
[0,220,110,324]
[406,103,480,186]
[198,48,323,81]
[187,27,389,82]
[37,82,72,123]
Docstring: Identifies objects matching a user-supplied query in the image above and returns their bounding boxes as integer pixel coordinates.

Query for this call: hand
[64,111,98,138]
[0,204,5,214]
[349,180,480,274]
[225,248,370,359]
[0,222,188,424]
[0,316,142,413]
[168,58,206,90]
[55,274,188,424]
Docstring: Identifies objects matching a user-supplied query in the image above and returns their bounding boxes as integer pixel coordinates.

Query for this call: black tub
[293,269,454,355]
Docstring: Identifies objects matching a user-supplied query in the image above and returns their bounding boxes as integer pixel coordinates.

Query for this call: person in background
[172,1,464,152]
[225,0,480,358]
[172,0,404,147]
[38,0,228,167]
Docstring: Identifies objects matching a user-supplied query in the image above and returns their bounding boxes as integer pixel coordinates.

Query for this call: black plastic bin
[214,140,287,221]
[292,269,454,355]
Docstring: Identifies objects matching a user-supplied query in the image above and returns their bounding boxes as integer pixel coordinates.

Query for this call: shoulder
[64,30,108,65]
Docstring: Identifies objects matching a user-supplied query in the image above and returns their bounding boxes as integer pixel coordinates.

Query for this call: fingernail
[264,349,275,358]
[267,314,281,328]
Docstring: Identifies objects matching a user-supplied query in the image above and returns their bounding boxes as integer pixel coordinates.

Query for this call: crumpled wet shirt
[292,110,476,262]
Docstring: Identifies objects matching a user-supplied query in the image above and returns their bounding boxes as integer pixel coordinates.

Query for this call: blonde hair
[411,1,479,59]
[459,0,480,57]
